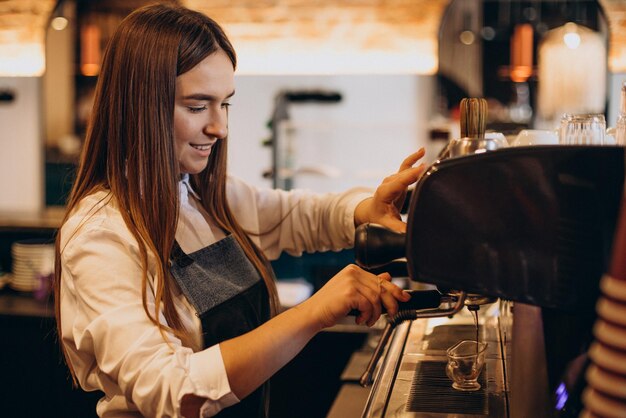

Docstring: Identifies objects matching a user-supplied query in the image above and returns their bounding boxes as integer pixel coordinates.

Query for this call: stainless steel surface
[360,292,468,387]
[464,294,498,307]
[361,321,397,387]
[362,320,415,418]
[445,291,498,309]
[436,131,508,161]
[327,384,371,418]
[509,303,550,418]
[448,133,508,158]
[363,303,508,417]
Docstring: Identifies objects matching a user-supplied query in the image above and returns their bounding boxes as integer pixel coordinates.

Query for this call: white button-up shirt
[59,175,370,417]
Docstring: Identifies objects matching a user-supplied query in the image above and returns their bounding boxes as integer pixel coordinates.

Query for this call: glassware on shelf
[559,113,606,145]
[615,81,626,146]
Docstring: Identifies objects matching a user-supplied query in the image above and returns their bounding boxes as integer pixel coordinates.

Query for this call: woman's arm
[220,265,409,399]
[227,148,426,260]
[227,176,372,259]
[180,266,408,417]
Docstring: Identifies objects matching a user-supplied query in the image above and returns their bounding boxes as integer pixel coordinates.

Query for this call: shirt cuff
[342,188,373,246]
[182,344,240,417]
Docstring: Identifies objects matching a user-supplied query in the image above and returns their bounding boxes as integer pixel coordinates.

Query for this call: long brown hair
[54,3,279,382]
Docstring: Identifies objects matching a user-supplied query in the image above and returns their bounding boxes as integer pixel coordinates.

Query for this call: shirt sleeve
[226,176,373,260]
[60,215,239,417]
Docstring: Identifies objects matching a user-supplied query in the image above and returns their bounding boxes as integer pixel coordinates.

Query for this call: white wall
[0,77,43,212]
[228,74,439,192]
[44,6,75,148]
[608,72,626,126]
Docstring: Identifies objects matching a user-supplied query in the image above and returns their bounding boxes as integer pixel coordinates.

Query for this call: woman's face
[174,49,235,174]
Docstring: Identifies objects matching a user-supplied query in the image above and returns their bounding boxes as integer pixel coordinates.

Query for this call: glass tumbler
[559,113,606,145]
[446,340,488,391]
[616,114,626,146]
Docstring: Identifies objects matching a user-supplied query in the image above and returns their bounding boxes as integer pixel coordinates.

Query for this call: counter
[0,289,101,418]
[0,287,53,317]
[0,206,65,231]
[0,285,370,418]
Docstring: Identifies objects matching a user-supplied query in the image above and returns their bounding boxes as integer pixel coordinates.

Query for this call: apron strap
[171,240,194,268]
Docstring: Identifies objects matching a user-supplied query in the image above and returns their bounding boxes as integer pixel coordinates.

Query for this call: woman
[54,4,426,417]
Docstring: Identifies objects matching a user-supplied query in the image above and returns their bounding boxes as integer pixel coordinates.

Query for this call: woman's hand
[300,264,410,329]
[354,148,427,232]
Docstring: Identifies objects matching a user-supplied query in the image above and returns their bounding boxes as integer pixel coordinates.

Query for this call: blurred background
[0,1,625,417]
[1,0,624,211]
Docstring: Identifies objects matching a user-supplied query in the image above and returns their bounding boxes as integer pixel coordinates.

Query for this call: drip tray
[406,361,488,415]
[422,325,478,350]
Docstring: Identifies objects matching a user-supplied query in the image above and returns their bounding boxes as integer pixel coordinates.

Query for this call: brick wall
[184,0,626,73]
[183,0,449,74]
[2,0,626,74]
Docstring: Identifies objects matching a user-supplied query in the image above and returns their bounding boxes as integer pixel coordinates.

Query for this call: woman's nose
[204,110,228,139]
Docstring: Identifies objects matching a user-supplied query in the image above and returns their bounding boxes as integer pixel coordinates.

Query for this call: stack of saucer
[10,239,55,292]
[580,269,626,414]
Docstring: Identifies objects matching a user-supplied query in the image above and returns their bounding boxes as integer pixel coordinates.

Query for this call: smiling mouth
[190,144,212,151]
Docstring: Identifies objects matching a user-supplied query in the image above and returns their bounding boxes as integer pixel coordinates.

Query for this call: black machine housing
[405,145,624,314]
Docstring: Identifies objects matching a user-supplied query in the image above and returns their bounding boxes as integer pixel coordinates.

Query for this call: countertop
[0,206,65,230]
[0,285,377,333]
[0,288,53,318]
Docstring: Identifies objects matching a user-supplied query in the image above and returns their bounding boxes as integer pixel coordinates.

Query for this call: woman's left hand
[354,148,427,233]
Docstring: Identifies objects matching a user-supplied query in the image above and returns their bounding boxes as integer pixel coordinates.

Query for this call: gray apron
[170,235,271,418]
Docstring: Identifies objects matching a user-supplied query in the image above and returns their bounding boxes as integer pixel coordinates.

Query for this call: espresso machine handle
[354,223,406,269]
[348,289,442,317]
[359,292,467,387]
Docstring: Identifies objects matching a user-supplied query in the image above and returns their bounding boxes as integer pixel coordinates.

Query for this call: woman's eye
[188,106,207,113]
[221,102,231,109]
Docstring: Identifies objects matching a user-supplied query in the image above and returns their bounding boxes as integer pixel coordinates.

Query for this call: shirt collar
[180,174,202,201]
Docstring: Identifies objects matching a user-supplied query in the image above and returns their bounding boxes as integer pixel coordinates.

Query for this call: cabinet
[0,292,100,418]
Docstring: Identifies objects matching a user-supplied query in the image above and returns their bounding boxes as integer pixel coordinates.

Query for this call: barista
[53,4,426,417]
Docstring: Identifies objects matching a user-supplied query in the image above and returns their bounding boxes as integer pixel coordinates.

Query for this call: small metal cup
[447,132,509,158]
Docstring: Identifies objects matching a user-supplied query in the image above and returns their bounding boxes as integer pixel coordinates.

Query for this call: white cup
[510,129,559,146]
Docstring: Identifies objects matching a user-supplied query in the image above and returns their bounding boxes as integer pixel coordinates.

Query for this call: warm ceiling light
[510,23,533,82]
[481,26,496,41]
[51,17,69,31]
[563,22,581,50]
[459,30,475,45]
[80,24,101,76]
[563,33,581,49]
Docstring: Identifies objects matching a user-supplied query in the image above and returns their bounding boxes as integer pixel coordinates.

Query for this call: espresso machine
[354,144,625,417]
